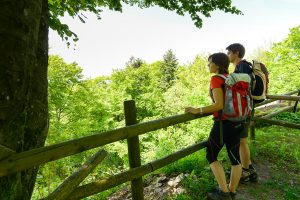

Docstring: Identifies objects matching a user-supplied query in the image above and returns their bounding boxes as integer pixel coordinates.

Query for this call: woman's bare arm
[185,88,223,114]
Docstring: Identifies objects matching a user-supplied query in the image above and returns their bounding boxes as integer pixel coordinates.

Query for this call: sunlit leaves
[261,26,300,94]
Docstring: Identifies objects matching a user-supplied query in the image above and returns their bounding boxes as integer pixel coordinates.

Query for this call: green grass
[161,112,300,200]
[157,142,235,199]
[246,112,300,200]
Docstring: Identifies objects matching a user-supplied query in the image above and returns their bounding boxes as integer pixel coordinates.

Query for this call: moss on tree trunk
[0,0,49,199]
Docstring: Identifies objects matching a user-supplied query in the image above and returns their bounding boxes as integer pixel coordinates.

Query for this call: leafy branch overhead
[49,0,242,44]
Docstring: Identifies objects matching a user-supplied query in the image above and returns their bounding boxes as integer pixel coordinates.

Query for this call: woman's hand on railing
[185,107,201,114]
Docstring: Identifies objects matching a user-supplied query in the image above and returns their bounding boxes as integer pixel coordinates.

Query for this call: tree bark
[0,0,49,199]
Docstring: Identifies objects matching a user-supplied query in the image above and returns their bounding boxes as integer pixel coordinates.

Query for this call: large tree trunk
[0,0,49,199]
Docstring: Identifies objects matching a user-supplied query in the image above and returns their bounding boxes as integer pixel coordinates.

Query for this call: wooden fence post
[293,89,300,113]
[124,100,144,200]
[250,107,255,140]
[250,121,255,140]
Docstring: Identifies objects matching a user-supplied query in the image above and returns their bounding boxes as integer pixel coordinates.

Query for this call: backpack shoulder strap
[242,59,253,67]
[214,74,226,146]
[214,74,227,80]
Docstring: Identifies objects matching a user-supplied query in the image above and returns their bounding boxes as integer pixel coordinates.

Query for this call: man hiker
[226,43,258,183]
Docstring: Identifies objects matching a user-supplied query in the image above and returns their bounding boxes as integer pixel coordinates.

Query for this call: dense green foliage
[160,49,179,90]
[260,26,300,94]
[32,26,300,199]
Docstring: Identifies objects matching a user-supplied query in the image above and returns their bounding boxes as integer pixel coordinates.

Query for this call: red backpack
[217,73,252,122]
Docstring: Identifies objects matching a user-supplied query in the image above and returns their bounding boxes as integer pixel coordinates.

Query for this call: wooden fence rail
[68,141,207,199]
[250,89,300,139]
[266,95,300,101]
[0,113,210,177]
[293,90,300,112]
[261,106,294,119]
[254,89,299,107]
[1,90,298,178]
[45,149,107,200]
[0,144,15,160]
[0,89,299,200]
[42,88,300,199]
[253,117,300,129]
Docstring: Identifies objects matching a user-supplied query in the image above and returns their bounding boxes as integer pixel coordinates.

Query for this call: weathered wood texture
[124,100,144,200]
[262,106,294,119]
[45,150,107,200]
[68,141,207,199]
[0,88,298,199]
[250,121,255,140]
[293,90,300,113]
[0,112,210,177]
[266,95,300,101]
[251,90,300,139]
[0,145,15,160]
[255,90,299,107]
[250,107,255,140]
[253,117,300,129]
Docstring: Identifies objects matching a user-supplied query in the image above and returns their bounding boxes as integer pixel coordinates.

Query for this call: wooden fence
[0,89,299,199]
[250,89,300,139]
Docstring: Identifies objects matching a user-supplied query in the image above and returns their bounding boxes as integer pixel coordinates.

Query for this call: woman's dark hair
[208,53,229,74]
[226,43,245,58]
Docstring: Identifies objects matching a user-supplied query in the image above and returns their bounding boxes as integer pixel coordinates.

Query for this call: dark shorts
[240,121,250,138]
[206,120,244,165]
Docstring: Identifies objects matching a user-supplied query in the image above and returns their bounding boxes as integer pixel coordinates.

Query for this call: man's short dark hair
[208,53,229,74]
[226,43,245,58]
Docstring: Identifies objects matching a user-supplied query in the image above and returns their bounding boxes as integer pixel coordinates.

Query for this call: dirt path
[236,161,272,200]
[108,160,286,200]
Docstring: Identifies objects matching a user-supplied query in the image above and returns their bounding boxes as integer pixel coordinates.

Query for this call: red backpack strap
[213,74,226,146]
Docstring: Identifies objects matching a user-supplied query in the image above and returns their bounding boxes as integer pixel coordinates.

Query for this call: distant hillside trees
[160,49,179,90]
[262,26,300,93]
